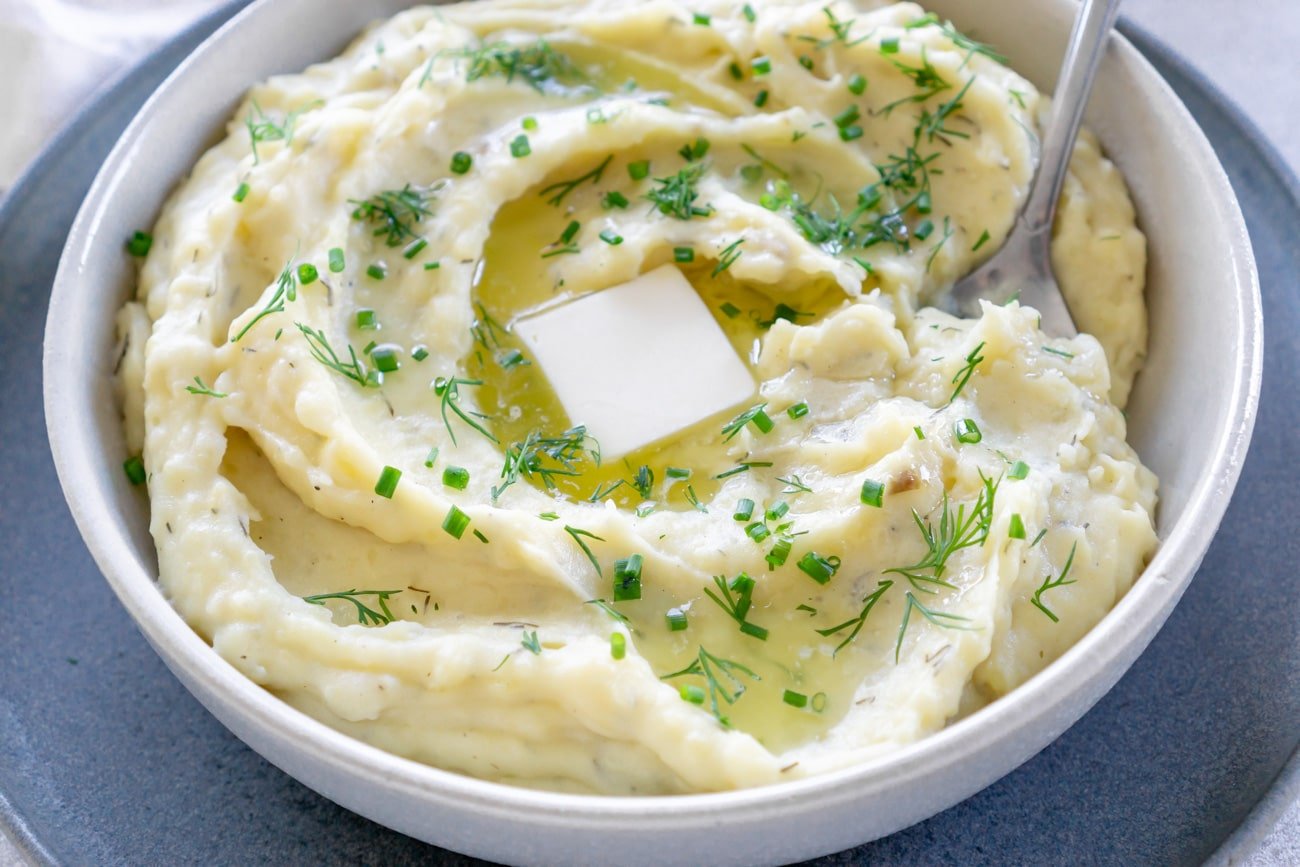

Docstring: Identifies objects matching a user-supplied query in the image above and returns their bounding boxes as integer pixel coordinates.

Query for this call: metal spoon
[946,0,1123,336]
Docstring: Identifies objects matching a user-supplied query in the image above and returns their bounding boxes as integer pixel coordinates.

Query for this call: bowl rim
[41,0,1264,840]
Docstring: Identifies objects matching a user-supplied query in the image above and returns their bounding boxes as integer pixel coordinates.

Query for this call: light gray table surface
[1,0,1296,864]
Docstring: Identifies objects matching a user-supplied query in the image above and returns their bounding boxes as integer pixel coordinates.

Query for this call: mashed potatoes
[117,0,1158,794]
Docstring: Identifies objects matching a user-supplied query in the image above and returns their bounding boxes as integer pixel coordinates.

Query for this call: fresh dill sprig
[232,259,298,342]
[296,323,375,387]
[521,630,543,654]
[350,184,438,248]
[564,525,604,577]
[894,590,973,661]
[448,39,586,93]
[245,99,315,164]
[721,403,775,442]
[883,472,998,592]
[816,580,893,655]
[684,484,708,512]
[539,154,613,206]
[881,48,952,114]
[303,589,400,626]
[493,426,600,500]
[433,376,496,445]
[1031,541,1078,623]
[822,6,872,46]
[662,645,760,726]
[185,376,227,398]
[703,574,769,641]
[949,340,986,403]
[778,475,813,494]
[630,465,654,500]
[541,219,582,258]
[919,77,975,143]
[585,598,630,622]
[643,163,714,220]
[938,20,1008,66]
[588,479,626,502]
[712,238,744,276]
[925,216,954,272]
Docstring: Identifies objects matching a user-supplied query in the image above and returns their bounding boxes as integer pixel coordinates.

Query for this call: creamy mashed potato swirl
[118,0,1158,794]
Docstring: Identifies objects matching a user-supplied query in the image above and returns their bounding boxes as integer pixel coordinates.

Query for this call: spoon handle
[1020,0,1123,236]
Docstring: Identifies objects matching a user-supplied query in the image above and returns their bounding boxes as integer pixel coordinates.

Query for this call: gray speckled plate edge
[2,6,1297,865]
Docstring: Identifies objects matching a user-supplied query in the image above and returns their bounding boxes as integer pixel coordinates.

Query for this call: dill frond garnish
[303,589,400,626]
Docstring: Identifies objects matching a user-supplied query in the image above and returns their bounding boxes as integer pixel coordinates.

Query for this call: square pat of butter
[513,265,755,459]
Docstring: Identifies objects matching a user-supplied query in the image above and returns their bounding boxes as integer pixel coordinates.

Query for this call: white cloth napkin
[0,0,226,190]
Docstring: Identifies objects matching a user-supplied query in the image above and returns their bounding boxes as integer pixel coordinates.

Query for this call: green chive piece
[860,478,885,507]
[610,632,627,659]
[972,229,991,252]
[673,246,695,263]
[914,219,935,241]
[766,501,789,522]
[880,36,900,54]
[740,621,769,641]
[126,231,153,258]
[602,191,629,209]
[753,89,769,107]
[916,190,933,214]
[1009,460,1030,480]
[751,409,775,434]
[123,455,146,486]
[296,263,318,285]
[627,159,650,180]
[729,62,743,81]
[328,247,345,273]
[510,135,531,158]
[797,552,840,585]
[442,505,471,539]
[403,238,428,260]
[473,529,490,544]
[423,446,439,468]
[838,125,864,142]
[442,466,470,490]
[783,689,808,708]
[745,522,771,543]
[370,346,400,373]
[375,465,402,498]
[450,151,472,174]
[787,401,810,419]
[733,498,755,521]
[599,229,623,246]
[666,467,691,481]
[522,116,538,131]
[742,3,756,22]
[752,56,772,75]
[355,308,377,330]
[692,11,711,25]
[424,261,441,271]
[914,425,926,440]
[954,418,982,444]
[411,345,429,362]
[766,537,792,568]
[613,554,644,601]
[666,607,689,631]
[1009,513,1026,540]
[719,301,741,318]
[680,684,705,704]
[366,262,386,280]
[848,73,867,95]
[833,105,861,129]
[233,182,250,202]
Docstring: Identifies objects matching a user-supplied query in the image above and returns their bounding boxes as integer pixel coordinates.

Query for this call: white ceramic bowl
[43,0,1262,863]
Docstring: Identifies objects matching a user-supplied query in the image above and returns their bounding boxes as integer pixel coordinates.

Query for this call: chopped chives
[627,159,650,180]
[753,89,769,107]
[729,62,743,81]
[848,73,867,95]
[411,345,429,362]
[916,191,933,214]
[424,261,441,271]
[833,105,861,129]
[374,465,402,498]
[742,3,756,22]
[442,505,470,538]
[752,409,775,434]
[473,529,490,544]
[296,263,318,285]
[733,498,755,521]
[366,262,387,280]
[126,231,152,258]
[740,164,763,183]
[766,537,792,568]
[610,632,626,659]
[745,522,771,543]
[403,238,427,260]
[509,135,531,158]
[362,340,378,355]
[766,501,789,522]
[123,455,146,486]
[665,467,692,481]
[442,466,470,490]
[673,246,695,263]
[783,689,808,708]
[839,125,864,142]
[798,55,814,71]
[880,36,900,53]
[666,607,689,631]
[680,684,706,704]
[1009,513,1027,540]
[423,446,439,468]
[954,418,982,444]
[233,182,250,202]
[328,247,345,273]
[914,425,926,440]
[860,478,885,507]
[450,151,472,174]
[972,229,991,251]
[599,229,624,246]
[740,621,769,641]
[370,346,400,372]
[692,11,711,25]
[522,116,538,131]
[797,552,841,585]
[914,219,935,241]
[786,401,810,419]
[752,56,772,75]
[602,191,629,209]
[1009,460,1030,480]
[719,301,741,318]
[355,308,377,329]
[613,553,643,601]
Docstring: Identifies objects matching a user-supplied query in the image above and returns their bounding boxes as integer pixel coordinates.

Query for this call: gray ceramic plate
[3,4,1297,864]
